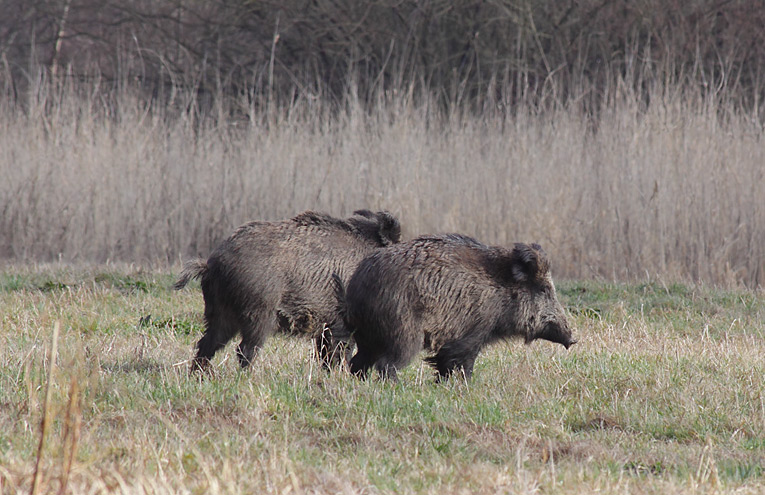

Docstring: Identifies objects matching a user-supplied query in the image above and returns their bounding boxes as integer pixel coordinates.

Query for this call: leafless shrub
[2,1,765,112]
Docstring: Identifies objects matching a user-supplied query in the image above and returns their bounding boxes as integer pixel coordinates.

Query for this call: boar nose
[564,338,577,349]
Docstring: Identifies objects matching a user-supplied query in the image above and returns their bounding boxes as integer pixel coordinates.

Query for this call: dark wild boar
[335,234,575,381]
[175,209,401,371]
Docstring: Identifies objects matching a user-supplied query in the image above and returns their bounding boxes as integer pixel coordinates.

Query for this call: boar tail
[174,258,207,290]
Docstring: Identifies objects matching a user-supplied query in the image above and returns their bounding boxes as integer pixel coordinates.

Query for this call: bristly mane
[290,211,356,232]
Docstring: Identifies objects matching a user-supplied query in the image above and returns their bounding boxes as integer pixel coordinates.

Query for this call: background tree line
[2,0,765,113]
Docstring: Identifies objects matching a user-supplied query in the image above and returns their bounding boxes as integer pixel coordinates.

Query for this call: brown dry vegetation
[0,77,763,287]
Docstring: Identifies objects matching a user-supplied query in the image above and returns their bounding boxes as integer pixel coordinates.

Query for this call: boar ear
[376,211,401,245]
[509,243,549,282]
[352,209,375,219]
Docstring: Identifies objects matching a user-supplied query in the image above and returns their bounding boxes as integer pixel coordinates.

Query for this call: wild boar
[335,234,575,381]
[175,209,401,371]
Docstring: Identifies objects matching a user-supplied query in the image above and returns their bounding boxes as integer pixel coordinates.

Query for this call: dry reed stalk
[50,0,72,79]
[57,375,81,495]
[30,320,59,495]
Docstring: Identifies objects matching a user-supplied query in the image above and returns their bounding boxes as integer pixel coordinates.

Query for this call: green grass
[1,265,764,494]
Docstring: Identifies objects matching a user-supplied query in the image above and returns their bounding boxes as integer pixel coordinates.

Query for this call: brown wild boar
[175,210,401,371]
[335,234,575,381]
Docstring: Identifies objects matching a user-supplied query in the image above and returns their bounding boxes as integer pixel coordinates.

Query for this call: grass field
[0,265,763,494]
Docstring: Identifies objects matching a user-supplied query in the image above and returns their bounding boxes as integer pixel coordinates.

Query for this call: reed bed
[1,77,763,287]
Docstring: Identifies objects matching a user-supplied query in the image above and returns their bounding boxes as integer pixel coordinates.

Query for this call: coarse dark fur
[335,234,576,382]
[175,209,401,372]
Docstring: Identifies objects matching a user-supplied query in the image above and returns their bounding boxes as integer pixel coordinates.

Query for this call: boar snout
[538,321,577,349]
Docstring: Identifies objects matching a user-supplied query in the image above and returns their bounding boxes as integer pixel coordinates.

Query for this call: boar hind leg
[376,330,422,381]
[235,339,260,368]
[193,310,239,372]
[236,333,268,368]
[236,311,277,368]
